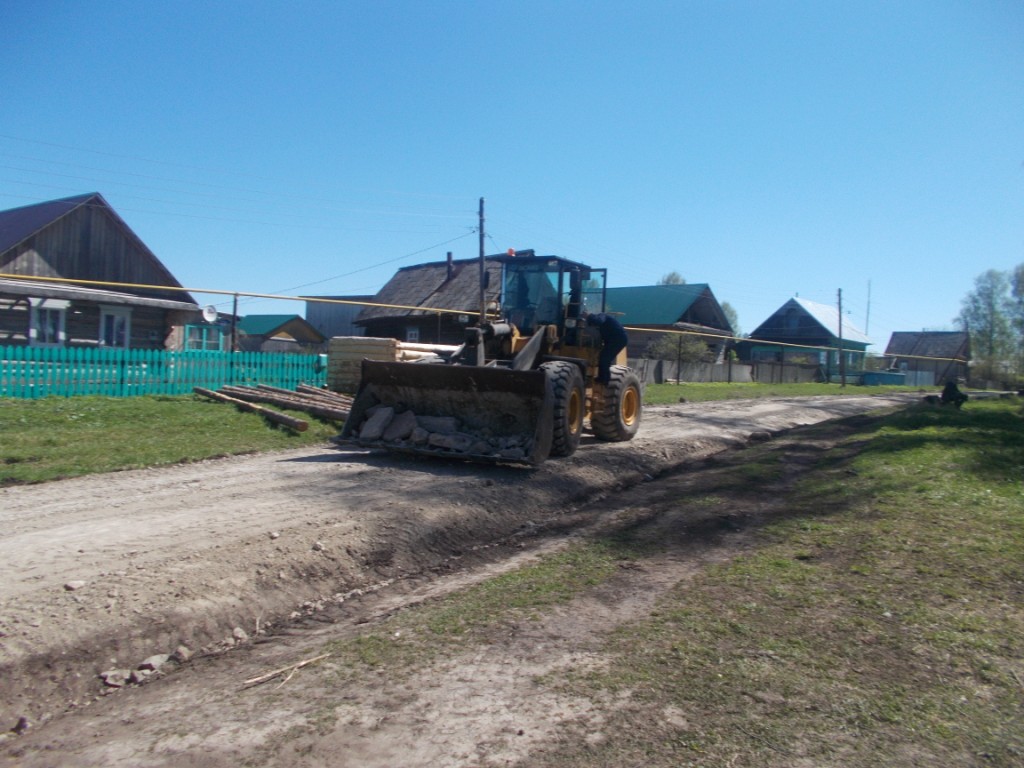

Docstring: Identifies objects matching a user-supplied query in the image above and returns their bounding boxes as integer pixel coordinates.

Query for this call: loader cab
[496,253,607,339]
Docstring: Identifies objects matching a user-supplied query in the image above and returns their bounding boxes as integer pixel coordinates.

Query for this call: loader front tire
[541,361,585,457]
[591,365,642,442]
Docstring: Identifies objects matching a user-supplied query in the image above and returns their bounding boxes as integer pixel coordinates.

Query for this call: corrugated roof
[885,331,969,359]
[604,284,710,325]
[793,297,870,344]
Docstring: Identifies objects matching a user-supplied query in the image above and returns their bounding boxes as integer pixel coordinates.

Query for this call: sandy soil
[0,393,915,764]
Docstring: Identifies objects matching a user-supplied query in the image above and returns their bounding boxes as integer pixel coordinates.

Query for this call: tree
[1011,263,1024,339]
[956,269,1014,380]
[1010,263,1024,373]
[643,332,710,363]
[657,271,685,285]
[721,301,740,336]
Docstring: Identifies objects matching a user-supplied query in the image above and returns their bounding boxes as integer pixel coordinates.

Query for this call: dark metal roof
[885,331,970,360]
[0,192,197,306]
[0,193,97,253]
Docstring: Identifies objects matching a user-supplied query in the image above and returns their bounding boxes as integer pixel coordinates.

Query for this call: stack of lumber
[194,384,352,432]
[327,337,460,393]
[327,337,399,394]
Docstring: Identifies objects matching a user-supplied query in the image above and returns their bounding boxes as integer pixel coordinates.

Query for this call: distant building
[354,253,508,345]
[303,295,373,339]
[740,297,871,375]
[603,284,733,360]
[236,314,326,353]
[884,331,969,385]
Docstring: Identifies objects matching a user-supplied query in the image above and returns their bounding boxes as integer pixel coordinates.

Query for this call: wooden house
[884,331,969,385]
[0,193,200,349]
[354,253,507,344]
[603,284,733,360]
[740,297,871,374]
[236,314,326,352]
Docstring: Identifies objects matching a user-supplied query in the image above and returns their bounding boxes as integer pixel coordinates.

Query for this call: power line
[0,161,475,222]
[0,133,469,205]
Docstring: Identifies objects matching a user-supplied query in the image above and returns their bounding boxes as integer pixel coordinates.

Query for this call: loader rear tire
[541,361,585,457]
[591,365,642,442]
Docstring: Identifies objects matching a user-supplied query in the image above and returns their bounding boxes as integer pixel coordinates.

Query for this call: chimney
[447,251,454,280]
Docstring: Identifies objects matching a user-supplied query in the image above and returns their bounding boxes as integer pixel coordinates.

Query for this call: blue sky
[2,0,1022,349]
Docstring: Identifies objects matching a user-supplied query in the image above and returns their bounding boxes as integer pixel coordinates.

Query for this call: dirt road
[0,394,914,763]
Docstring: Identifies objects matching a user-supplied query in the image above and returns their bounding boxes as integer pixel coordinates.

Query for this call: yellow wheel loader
[340,253,642,464]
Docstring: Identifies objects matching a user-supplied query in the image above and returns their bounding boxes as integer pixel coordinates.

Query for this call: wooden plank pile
[327,337,399,394]
[194,384,353,432]
[327,337,460,393]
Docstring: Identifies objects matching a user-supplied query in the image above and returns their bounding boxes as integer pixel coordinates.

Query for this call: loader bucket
[340,360,554,465]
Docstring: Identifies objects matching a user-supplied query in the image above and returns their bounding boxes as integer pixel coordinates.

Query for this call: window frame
[99,305,132,349]
[28,298,69,347]
[184,323,226,351]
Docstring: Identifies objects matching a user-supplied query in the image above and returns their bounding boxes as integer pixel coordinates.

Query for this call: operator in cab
[582,311,628,385]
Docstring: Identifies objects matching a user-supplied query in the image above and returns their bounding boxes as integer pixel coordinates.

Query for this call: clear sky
[3,0,1022,350]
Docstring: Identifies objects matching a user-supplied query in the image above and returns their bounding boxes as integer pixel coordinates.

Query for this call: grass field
[0,383,936,485]
[317,397,1023,767]
[0,395,340,485]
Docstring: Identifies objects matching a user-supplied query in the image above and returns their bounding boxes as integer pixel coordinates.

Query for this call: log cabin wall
[2,202,182,304]
[0,297,28,344]
[58,304,168,349]
[1,194,202,350]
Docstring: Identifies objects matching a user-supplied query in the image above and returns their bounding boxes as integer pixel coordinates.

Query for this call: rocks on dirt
[100,649,186,691]
[63,580,86,591]
[349,405,530,460]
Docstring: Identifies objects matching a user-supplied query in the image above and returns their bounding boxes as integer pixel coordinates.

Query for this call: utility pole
[865,279,872,336]
[837,288,846,388]
[478,197,486,323]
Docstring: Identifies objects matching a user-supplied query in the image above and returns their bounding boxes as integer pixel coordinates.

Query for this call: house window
[99,306,131,348]
[185,324,225,351]
[405,326,420,343]
[28,298,69,346]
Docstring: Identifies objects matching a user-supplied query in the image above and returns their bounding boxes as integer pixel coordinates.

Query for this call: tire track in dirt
[0,395,914,745]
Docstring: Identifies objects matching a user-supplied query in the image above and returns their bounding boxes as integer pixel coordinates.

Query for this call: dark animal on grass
[940,381,968,409]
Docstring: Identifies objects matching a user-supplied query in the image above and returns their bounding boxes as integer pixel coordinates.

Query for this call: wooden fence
[0,346,327,399]
[627,358,826,385]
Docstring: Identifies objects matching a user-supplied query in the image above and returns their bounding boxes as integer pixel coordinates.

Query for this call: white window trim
[28,298,69,347]
[405,326,420,343]
[99,304,132,348]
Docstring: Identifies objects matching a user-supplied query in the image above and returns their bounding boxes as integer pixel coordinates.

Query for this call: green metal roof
[604,284,710,325]
[237,314,305,336]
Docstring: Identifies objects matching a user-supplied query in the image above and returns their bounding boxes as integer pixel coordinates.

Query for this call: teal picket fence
[0,346,327,399]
